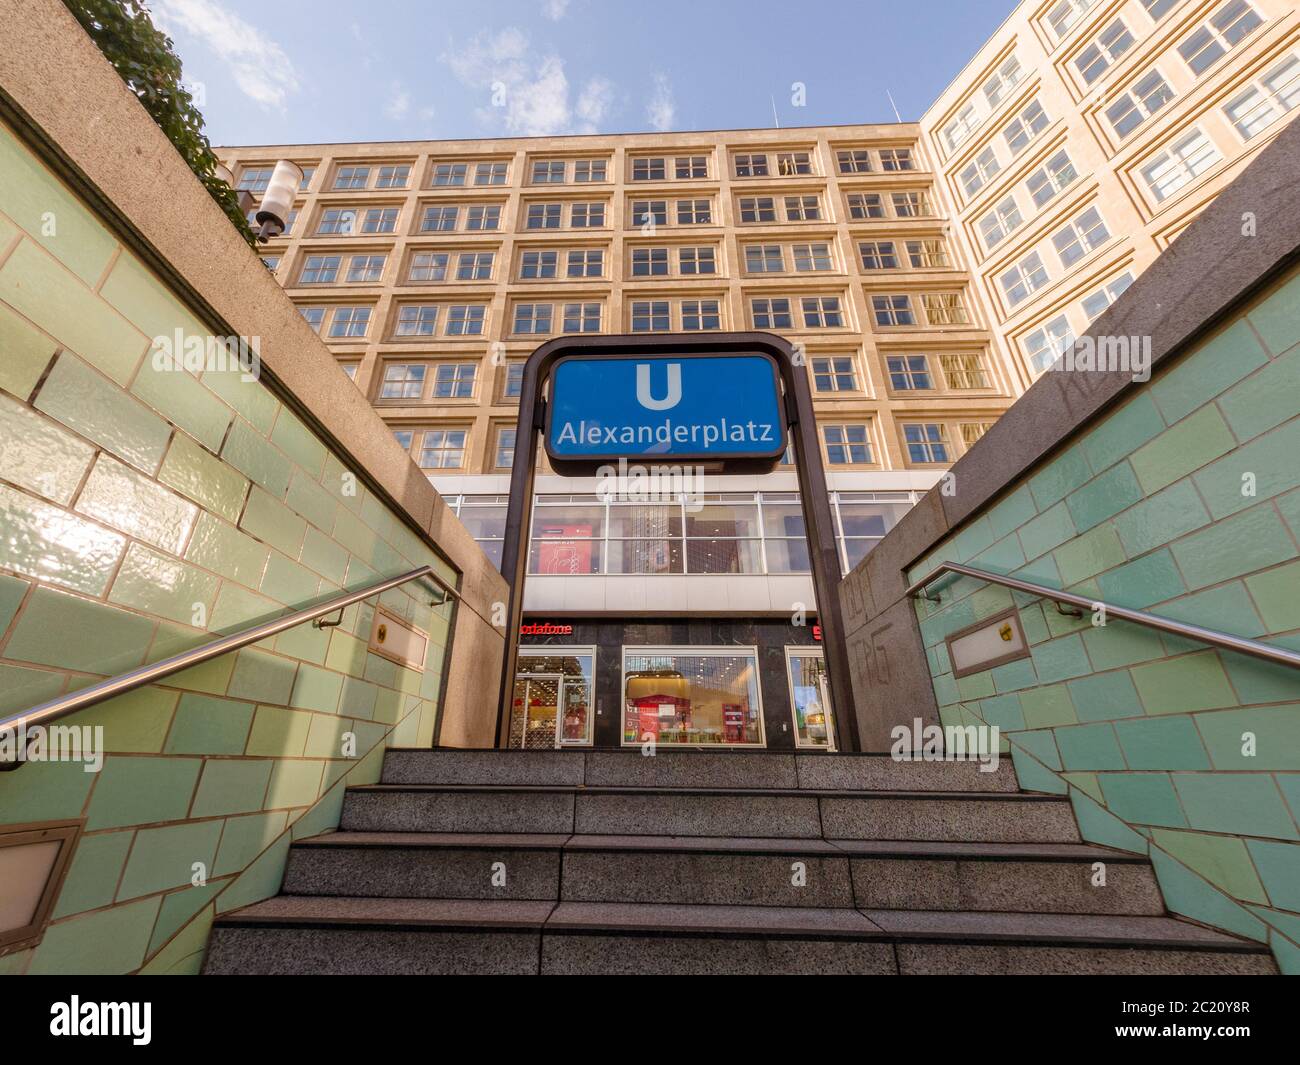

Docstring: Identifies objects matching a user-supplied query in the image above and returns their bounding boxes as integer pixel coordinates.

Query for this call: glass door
[510,647,597,748]
[785,648,836,750]
[558,675,593,745]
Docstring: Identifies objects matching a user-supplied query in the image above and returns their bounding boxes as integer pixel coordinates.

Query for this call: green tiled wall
[908,265,1300,973]
[0,120,458,974]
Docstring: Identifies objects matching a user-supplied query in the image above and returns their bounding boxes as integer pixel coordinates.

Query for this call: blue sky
[149,0,1016,147]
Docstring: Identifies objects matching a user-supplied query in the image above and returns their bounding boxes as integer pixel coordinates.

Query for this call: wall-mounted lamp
[254,160,304,243]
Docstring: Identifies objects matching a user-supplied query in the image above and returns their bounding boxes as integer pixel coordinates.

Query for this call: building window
[847,193,884,219]
[574,159,607,182]
[739,196,777,223]
[1141,129,1222,201]
[563,302,602,333]
[1076,19,1135,84]
[801,296,843,328]
[526,203,563,229]
[340,364,358,381]
[466,205,501,231]
[823,424,872,464]
[777,151,813,176]
[735,153,769,177]
[631,200,668,227]
[983,55,1023,109]
[923,292,969,327]
[346,254,386,283]
[1224,54,1300,140]
[872,295,915,327]
[297,167,314,191]
[1003,100,1049,154]
[1047,0,1094,40]
[1106,71,1175,138]
[381,363,425,400]
[1001,252,1050,307]
[622,649,764,746]
[409,252,449,282]
[793,242,833,272]
[1082,273,1133,320]
[300,306,325,331]
[334,165,370,190]
[419,429,466,469]
[377,165,410,188]
[751,297,792,329]
[317,208,357,235]
[567,249,604,277]
[879,148,915,171]
[571,202,606,227]
[447,305,486,336]
[631,247,669,276]
[904,423,950,463]
[503,363,525,398]
[632,158,667,181]
[1024,314,1075,373]
[786,649,833,748]
[1141,0,1177,21]
[746,244,785,273]
[300,254,340,284]
[812,356,857,392]
[631,300,671,332]
[521,250,559,279]
[396,305,439,336]
[679,247,716,274]
[785,195,821,221]
[513,303,554,335]
[532,159,566,183]
[939,353,990,389]
[677,199,712,224]
[261,256,280,272]
[890,191,927,217]
[681,299,721,331]
[329,306,371,338]
[1178,1,1263,77]
[494,427,516,469]
[887,355,932,390]
[456,251,494,281]
[474,162,508,185]
[237,167,272,193]
[942,102,981,152]
[859,240,899,270]
[979,195,1023,249]
[432,163,467,186]
[361,208,398,234]
[1026,151,1078,207]
[961,422,993,448]
[836,149,871,174]
[1052,207,1109,268]
[676,156,708,179]
[433,363,477,398]
[421,205,458,232]
[960,147,1000,197]
[906,240,949,269]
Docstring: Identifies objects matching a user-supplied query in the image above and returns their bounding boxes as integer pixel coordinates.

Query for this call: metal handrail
[0,565,504,745]
[907,561,1300,671]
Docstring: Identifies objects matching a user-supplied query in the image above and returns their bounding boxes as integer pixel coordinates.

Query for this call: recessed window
[631,300,671,332]
[631,247,669,276]
[1224,54,1300,140]
[983,55,1023,109]
[521,250,559,279]
[904,423,950,463]
[1026,151,1079,207]
[676,156,708,179]
[677,199,712,224]
[533,159,566,183]
[734,153,769,177]
[448,305,486,336]
[890,191,926,218]
[777,151,813,176]
[823,424,872,465]
[300,254,340,284]
[836,149,871,174]
[785,195,821,221]
[1082,273,1133,320]
[394,429,414,449]
[1141,129,1222,201]
[494,427,516,469]
[960,147,1000,197]
[563,302,602,332]
[859,241,898,270]
[879,148,914,171]
[632,157,667,181]
[419,429,466,469]
[574,159,607,182]
[751,297,793,329]
[466,205,501,231]
[432,162,467,186]
[1001,251,1050,307]
[631,200,667,227]
[979,195,1023,249]
[812,356,857,392]
[906,240,949,269]
[739,197,777,223]
[360,208,398,234]
[746,244,785,273]
[409,252,449,282]
[503,362,525,398]
[346,254,386,282]
[679,247,716,274]
[847,192,884,220]
[1106,71,1175,138]
[871,294,915,327]
[514,303,554,335]
[1178,1,1263,77]
[793,243,833,272]
[1141,0,1177,21]
[942,102,981,152]
[571,202,606,227]
[623,649,764,746]
[1024,314,1076,373]
[924,292,970,326]
[334,165,370,190]
[1076,19,1135,84]
[474,162,508,185]
[237,166,273,193]
[1047,0,1094,40]
[377,164,410,188]
[567,248,604,277]
[456,251,494,281]
[421,205,458,232]
[318,207,357,235]
[1052,207,1109,268]
[801,296,843,328]
[300,306,325,330]
[329,306,371,338]
[887,355,932,390]
[381,363,425,399]
[396,304,439,336]
[1003,100,1049,153]
[681,299,721,331]
[939,353,990,389]
[526,203,563,229]
[961,423,993,447]
[296,167,315,191]
[433,362,477,398]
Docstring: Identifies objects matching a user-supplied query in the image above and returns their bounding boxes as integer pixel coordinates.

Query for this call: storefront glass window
[786,649,834,748]
[623,649,764,746]
[511,651,595,747]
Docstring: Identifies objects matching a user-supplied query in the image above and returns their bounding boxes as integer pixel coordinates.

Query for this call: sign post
[494,332,860,752]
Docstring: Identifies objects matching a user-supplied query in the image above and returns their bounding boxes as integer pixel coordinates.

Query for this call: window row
[1021,271,1134,374]
[998,206,1111,310]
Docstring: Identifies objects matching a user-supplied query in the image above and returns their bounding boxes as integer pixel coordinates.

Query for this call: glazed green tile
[201,366,278,435]
[131,353,233,452]
[5,586,153,674]
[1245,839,1300,911]
[1222,652,1300,706]
[300,527,349,585]
[324,629,369,678]
[345,553,379,588]
[1081,620,1166,671]
[0,303,57,398]
[1096,548,1185,608]
[372,685,404,725]
[74,455,198,554]
[1030,633,1092,684]
[185,512,269,589]
[1169,503,1295,591]
[989,656,1036,695]
[951,515,994,564]
[1247,269,1300,355]
[210,582,281,635]
[190,757,273,817]
[363,650,401,690]
[1066,670,1144,723]
[1194,415,1300,521]
[1151,828,1267,904]
[27,895,161,975]
[971,532,1026,573]
[214,809,288,877]
[214,833,291,914]
[1157,582,1266,638]
[985,484,1037,540]
[284,469,338,531]
[85,755,201,829]
[0,571,29,633]
[1131,651,1236,715]
[265,758,325,809]
[163,693,255,755]
[1197,705,1300,770]
[1244,561,1300,633]
[0,392,94,503]
[226,647,297,704]
[158,432,248,522]
[99,249,206,342]
[1111,480,1212,559]
[1174,773,1298,839]
[240,485,306,558]
[1279,775,1300,824]
[1053,524,1126,586]
[1079,392,1166,475]
[975,692,1024,731]
[331,504,379,562]
[148,881,224,954]
[303,713,353,759]
[1056,722,1125,770]
[0,483,124,595]
[1114,715,1210,770]
[1278,486,1300,541]
[270,408,326,478]
[1129,404,1237,496]
[61,686,177,753]
[1027,443,1091,511]
[0,126,117,283]
[165,645,236,696]
[1069,788,1149,852]
[1016,500,1074,562]
[1218,344,1300,444]
[339,676,379,719]
[117,819,224,900]
[1098,771,1186,824]
[274,617,330,665]
[1012,728,1061,769]
[221,417,292,496]
[1069,464,1145,538]
[321,452,363,510]
[1151,318,1268,426]
[1019,683,1077,729]
[260,552,321,607]
[109,543,218,626]
[245,705,312,757]
[0,662,66,715]
[289,662,344,714]
[35,353,169,471]
[1009,748,1064,792]
[1062,771,1102,802]
[51,830,134,918]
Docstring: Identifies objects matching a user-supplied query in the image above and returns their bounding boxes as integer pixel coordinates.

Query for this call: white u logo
[635,363,682,410]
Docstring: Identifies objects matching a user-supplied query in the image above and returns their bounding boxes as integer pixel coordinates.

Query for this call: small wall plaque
[945,607,1030,679]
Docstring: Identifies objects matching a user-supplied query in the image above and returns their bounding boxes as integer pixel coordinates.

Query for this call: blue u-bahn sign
[544,353,786,468]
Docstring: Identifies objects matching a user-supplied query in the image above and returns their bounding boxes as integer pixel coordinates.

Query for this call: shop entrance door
[509,649,596,748]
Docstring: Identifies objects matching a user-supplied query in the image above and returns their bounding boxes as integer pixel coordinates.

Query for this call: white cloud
[384,82,411,120]
[151,0,300,111]
[646,73,675,132]
[542,0,571,20]
[441,29,613,136]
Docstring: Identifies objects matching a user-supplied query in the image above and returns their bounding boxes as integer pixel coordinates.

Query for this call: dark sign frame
[494,332,860,752]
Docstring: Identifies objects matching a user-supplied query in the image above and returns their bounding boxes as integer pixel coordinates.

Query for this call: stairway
[204,750,1276,975]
